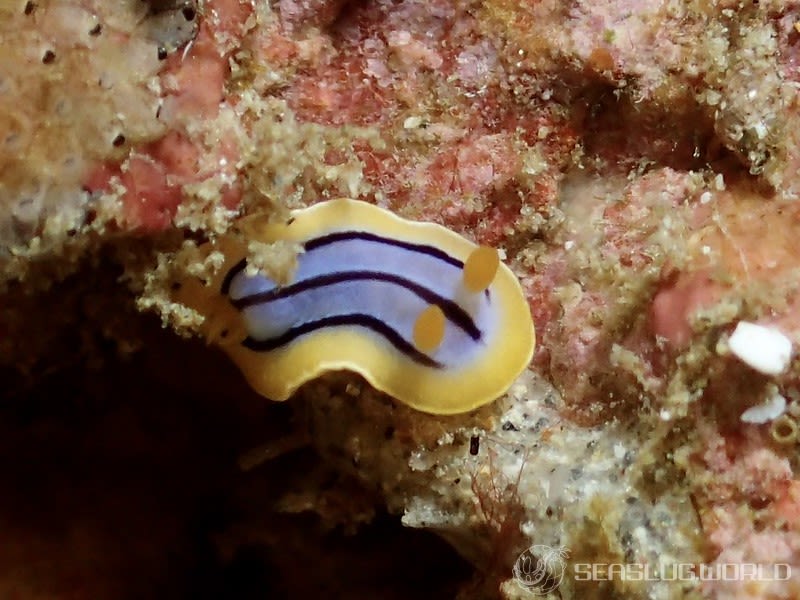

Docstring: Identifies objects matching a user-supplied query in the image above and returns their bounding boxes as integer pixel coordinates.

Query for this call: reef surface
[2,1,800,598]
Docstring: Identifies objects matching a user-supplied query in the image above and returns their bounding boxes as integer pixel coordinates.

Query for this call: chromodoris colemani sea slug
[174,199,534,414]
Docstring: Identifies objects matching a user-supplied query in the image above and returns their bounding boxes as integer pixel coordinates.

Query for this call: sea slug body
[174,199,535,414]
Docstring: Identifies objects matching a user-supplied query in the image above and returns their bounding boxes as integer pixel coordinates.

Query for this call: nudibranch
[174,199,534,414]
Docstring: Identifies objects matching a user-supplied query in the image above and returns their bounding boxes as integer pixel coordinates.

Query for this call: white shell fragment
[741,391,787,424]
[728,321,792,376]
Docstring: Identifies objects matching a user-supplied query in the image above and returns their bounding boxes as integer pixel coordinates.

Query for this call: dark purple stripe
[304,230,465,268]
[220,257,246,295]
[221,231,464,296]
[231,270,481,341]
[242,314,443,368]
